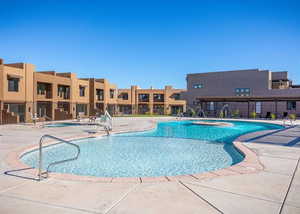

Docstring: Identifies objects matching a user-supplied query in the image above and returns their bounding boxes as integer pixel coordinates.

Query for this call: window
[193,84,203,89]
[37,83,46,95]
[153,94,164,102]
[57,85,70,99]
[208,102,215,111]
[96,89,104,101]
[138,94,149,102]
[79,86,85,97]
[119,93,128,100]
[8,78,19,92]
[235,88,251,96]
[255,102,261,114]
[287,101,296,110]
[173,93,181,100]
[110,89,115,99]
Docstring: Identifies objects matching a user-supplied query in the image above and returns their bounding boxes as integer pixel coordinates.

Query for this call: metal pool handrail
[38,134,80,181]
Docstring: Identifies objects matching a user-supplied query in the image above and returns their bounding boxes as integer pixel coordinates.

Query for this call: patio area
[0,117,300,214]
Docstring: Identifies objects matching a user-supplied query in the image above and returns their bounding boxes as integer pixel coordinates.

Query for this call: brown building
[117,86,186,115]
[0,59,34,123]
[185,69,300,118]
[87,78,117,116]
[0,58,186,124]
[34,71,90,121]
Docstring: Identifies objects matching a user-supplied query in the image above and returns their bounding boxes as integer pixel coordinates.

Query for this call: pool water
[45,123,82,127]
[21,120,283,177]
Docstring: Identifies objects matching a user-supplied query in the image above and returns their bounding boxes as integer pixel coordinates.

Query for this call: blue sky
[1,0,299,88]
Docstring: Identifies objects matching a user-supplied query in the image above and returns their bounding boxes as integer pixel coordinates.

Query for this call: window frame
[8,78,19,92]
[287,101,296,111]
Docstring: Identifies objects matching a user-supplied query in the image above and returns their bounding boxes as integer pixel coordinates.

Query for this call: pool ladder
[38,135,80,181]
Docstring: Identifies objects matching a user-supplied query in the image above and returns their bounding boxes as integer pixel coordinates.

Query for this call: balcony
[37,82,52,99]
[96,89,104,101]
[138,94,149,102]
[153,94,164,102]
[57,85,70,100]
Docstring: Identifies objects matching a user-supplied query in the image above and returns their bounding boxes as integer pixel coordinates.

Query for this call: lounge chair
[265,112,271,119]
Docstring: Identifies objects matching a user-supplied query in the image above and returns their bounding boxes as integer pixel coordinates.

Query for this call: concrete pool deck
[0,117,300,213]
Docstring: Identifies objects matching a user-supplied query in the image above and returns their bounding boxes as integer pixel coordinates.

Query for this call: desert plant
[289,114,296,120]
[250,111,257,119]
[219,111,224,118]
[271,113,276,120]
[190,108,196,117]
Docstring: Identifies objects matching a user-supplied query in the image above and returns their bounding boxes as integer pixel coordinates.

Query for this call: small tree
[250,111,257,119]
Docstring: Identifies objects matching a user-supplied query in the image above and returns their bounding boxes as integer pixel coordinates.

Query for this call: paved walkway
[0,117,300,213]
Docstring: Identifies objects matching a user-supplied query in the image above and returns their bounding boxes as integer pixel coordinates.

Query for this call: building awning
[7,74,23,79]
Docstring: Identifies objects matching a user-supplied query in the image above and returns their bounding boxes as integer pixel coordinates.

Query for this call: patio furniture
[265,112,271,119]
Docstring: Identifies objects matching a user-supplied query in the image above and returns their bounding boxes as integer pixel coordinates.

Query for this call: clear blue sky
[1,0,299,88]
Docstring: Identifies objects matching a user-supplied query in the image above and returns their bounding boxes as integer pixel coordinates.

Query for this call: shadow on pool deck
[243,125,300,147]
[4,167,39,181]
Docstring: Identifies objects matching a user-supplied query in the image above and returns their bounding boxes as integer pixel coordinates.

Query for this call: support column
[275,100,278,118]
[149,94,153,115]
[164,104,168,115]
[0,101,3,125]
[25,102,34,123]
[52,102,57,121]
[247,101,250,118]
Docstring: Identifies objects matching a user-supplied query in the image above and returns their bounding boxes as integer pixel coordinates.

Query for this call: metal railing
[38,135,80,181]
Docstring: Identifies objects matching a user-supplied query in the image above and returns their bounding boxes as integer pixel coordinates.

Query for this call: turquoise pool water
[21,120,283,177]
[45,123,82,127]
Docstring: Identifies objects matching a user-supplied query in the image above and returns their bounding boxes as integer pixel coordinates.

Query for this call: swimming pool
[44,123,82,127]
[21,120,283,177]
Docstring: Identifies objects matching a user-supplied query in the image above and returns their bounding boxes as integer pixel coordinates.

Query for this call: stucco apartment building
[117,86,186,115]
[0,58,186,124]
[185,69,300,118]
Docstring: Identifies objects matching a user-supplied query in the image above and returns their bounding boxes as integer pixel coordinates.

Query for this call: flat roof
[196,96,300,102]
[186,68,265,76]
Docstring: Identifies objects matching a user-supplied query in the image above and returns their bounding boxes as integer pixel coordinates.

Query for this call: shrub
[232,109,240,118]
[289,114,296,120]
[271,113,276,120]
[219,111,224,118]
[190,108,196,117]
[250,111,257,119]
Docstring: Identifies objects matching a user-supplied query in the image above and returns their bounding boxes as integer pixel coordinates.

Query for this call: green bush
[289,114,296,120]
[190,108,196,117]
[219,111,224,118]
[271,113,276,120]
[232,109,240,118]
[250,111,257,119]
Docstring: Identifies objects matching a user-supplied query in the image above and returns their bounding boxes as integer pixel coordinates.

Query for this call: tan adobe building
[0,59,35,124]
[0,58,186,124]
[117,86,186,115]
[87,78,118,116]
[34,71,90,121]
